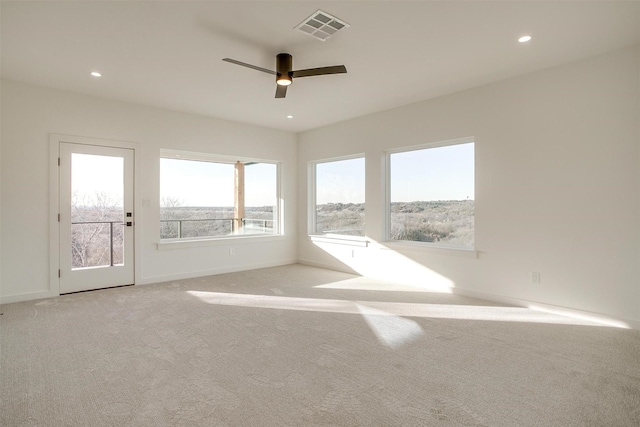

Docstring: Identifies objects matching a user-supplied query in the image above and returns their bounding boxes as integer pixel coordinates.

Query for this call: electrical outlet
[531,272,540,284]
[229,248,235,256]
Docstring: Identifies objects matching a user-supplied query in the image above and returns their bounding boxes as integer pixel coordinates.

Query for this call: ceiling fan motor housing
[276,53,293,84]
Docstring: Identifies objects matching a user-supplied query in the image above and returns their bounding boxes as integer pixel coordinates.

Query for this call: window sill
[309,234,369,247]
[382,241,477,258]
[157,234,285,251]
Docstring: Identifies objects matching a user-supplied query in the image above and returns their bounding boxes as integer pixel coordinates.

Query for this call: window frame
[308,153,366,238]
[159,149,282,243]
[384,137,475,251]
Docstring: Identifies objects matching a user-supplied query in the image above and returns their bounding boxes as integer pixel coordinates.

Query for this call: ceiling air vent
[295,10,350,42]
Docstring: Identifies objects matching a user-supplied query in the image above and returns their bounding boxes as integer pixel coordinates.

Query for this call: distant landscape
[72,205,124,269]
[71,193,277,268]
[389,200,474,246]
[160,200,473,245]
[160,206,275,239]
[71,199,472,269]
[316,200,474,247]
[316,202,365,236]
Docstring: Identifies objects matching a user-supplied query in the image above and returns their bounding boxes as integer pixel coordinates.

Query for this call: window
[312,156,365,236]
[160,151,279,240]
[387,139,474,248]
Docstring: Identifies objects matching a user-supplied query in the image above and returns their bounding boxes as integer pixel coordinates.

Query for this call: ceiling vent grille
[295,10,350,42]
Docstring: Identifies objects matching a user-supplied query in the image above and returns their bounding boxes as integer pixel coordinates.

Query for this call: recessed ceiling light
[90,71,102,77]
[287,115,293,119]
[518,35,532,43]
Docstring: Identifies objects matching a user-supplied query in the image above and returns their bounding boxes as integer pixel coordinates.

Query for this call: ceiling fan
[222,53,347,98]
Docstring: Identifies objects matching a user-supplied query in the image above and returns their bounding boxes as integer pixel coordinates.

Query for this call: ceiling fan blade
[275,85,288,98]
[222,58,276,75]
[291,65,347,78]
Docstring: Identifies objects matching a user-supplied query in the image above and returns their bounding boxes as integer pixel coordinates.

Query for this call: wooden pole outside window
[234,161,245,234]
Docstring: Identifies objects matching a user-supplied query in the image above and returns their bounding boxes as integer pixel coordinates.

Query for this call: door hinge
[58,213,60,222]
[58,269,61,278]
[58,157,60,166]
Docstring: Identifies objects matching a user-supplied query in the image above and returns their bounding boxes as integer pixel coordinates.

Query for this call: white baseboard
[298,259,640,330]
[138,259,298,285]
[0,289,59,305]
[297,258,359,275]
[4,261,638,331]
[453,286,639,330]
[298,260,639,330]
[1,260,298,304]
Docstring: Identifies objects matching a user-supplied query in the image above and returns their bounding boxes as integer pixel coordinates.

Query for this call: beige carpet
[1,264,639,426]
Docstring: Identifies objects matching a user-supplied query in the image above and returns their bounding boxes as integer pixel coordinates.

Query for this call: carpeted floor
[1,264,639,426]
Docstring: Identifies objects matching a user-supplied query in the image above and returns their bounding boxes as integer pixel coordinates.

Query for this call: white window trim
[382,240,477,258]
[160,148,279,165]
[309,234,369,247]
[384,136,475,251]
[385,136,474,157]
[159,149,283,242]
[308,153,366,238]
[157,234,287,250]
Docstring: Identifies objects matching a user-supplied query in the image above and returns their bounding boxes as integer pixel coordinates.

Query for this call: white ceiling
[2,1,639,133]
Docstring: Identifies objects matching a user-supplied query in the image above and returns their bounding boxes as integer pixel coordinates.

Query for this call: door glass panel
[71,153,124,269]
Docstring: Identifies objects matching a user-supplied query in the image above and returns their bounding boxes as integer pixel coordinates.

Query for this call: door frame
[49,134,141,296]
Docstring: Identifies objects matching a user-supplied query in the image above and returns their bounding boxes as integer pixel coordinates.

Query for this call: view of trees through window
[314,157,365,236]
[71,153,125,269]
[389,141,475,248]
[160,157,278,239]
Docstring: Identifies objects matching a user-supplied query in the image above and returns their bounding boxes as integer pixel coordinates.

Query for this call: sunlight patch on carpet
[186,291,618,327]
[355,303,423,348]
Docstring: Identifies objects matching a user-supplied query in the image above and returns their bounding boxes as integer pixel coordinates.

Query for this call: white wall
[0,78,2,306]
[298,45,640,326]
[2,46,638,327]
[0,80,297,302]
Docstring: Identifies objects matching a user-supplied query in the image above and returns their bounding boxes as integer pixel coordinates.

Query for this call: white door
[59,142,135,294]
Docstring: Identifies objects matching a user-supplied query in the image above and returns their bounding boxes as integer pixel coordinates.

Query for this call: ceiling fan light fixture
[276,75,292,86]
[222,52,346,99]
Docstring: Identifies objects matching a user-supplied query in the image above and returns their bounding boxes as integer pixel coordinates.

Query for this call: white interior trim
[49,134,142,295]
[380,241,477,258]
[383,136,475,248]
[157,234,287,251]
[309,234,369,247]
[159,149,284,241]
[160,148,280,165]
[385,136,475,156]
[138,259,297,285]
